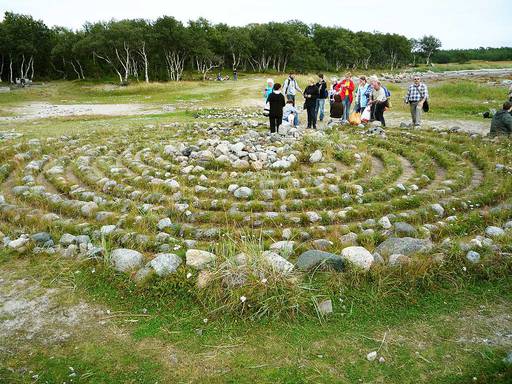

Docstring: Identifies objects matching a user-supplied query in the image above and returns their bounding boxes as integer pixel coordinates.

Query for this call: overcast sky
[1,0,511,49]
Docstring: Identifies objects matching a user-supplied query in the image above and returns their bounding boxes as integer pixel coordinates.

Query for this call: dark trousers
[269,115,282,133]
[306,104,317,128]
[374,102,386,127]
[286,94,296,106]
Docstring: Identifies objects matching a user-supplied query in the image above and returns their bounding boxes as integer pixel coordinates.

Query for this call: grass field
[1,74,511,383]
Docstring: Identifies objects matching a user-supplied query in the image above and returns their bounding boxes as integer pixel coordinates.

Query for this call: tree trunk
[29,56,34,80]
[0,56,3,82]
[9,56,13,83]
[20,54,25,79]
[70,60,81,80]
[137,42,149,83]
[94,52,123,83]
[76,59,85,79]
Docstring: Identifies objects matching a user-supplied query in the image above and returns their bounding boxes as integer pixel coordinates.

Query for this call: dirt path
[0,102,174,121]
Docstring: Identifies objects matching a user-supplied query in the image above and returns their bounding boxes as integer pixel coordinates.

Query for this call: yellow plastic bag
[349,112,361,125]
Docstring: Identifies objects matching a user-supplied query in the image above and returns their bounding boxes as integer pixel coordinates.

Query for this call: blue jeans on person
[315,98,326,121]
[342,96,351,121]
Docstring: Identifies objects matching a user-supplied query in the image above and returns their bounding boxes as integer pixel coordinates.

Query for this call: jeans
[269,115,282,133]
[306,105,317,128]
[342,96,351,121]
[286,94,295,106]
[315,98,326,121]
[409,102,422,126]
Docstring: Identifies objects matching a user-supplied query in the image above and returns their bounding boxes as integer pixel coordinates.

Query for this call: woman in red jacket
[335,72,355,123]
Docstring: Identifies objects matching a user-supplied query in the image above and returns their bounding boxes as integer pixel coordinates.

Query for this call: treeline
[0,11,475,83]
[433,47,512,64]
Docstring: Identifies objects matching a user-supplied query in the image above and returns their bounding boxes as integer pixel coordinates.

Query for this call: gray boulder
[149,253,182,276]
[186,249,216,270]
[375,237,433,258]
[341,246,373,270]
[394,222,417,237]
[31,232,52,244]
[296,250,344,271]
[485,226,505,238]
[111,248,144,272]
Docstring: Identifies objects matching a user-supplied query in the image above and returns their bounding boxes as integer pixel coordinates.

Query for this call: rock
[31,232,52,244]
[186,249,216,270]
[80,201,98,217]
[485,226,505,238]
[341,246,373,270]
[296,250,344,271]
[110,248,144,272]
[8,235,29,250]
[375,237,433,257]
[262,251,294,274]
[100,225,116,235]
[233,186,253,199]
[269,241,295,257]
[430,203,445,217]
[306,211,321,223]
[158,218,173,230]
[309,150,323,163]
[394,222,417,237]
[149,253,182,276]
[367,351,377,361]
[340,232,358,245]
[271,159,291,169]
[312,239,333,250]
[388,254,411,266]
[59,233,76,246]
[318,299,333,315]
[466,250,480,263]
[378,216,392,229]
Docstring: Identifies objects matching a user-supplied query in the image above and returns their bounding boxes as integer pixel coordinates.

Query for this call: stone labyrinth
[1,115,512,284]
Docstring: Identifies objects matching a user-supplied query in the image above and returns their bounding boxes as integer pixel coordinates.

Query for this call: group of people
[264,72,429,133]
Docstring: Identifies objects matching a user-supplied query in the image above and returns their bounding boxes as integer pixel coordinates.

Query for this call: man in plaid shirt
[405,76,429,127]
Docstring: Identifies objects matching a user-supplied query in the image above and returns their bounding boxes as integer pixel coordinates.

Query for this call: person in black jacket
[304,79,319,129]
[266,83,286,133]
[315,74,328,122]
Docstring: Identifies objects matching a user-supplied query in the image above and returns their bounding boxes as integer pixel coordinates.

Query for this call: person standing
[369,81,387,127]
[405,76,429,127]
[336,72,355,123]
[283,73,303,106]
[266,83,286,134]
[303,78,319,129]
[354,76,370,113]
[233,69,238,81]
[490,101,512,137]
[315,74,328,122]
[264,78,274,103]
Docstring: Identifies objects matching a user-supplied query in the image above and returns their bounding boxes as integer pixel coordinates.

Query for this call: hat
[368,75,379,82]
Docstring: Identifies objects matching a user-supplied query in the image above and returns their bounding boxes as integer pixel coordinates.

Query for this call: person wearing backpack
[266,83,286,134]
[315,74,328,122]
[283,73,303,107]
[405,76,429,127]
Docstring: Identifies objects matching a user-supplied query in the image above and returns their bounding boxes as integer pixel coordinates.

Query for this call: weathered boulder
[341,246,373,270]
[375,237,433,257]
[149,253,182,276]
[186,249,216,270]
[111,248,144,272]
[296,250,344,271]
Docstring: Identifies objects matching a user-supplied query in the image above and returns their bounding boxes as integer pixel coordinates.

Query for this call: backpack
[383,86,391,98]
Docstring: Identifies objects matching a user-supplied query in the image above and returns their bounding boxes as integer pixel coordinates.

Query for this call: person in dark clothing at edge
[330,93,344,119]
[490,101,512,137]
[304,78,320,129]
[315,74,328,122]
[266,83,286,133]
